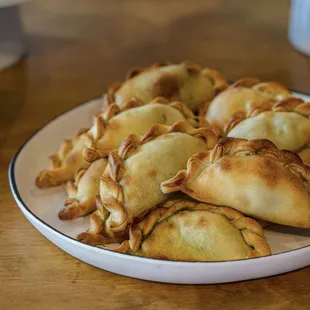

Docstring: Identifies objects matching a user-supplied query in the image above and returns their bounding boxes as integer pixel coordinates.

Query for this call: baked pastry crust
[75,197,127,246]
[58,158,108,220]
[162,138,310,228]
[35,97,196,188]
[205,78,291,132]
[103,61,228,112]
[77,121,218,245]
[116,199,271,261]
[225,97,310,164]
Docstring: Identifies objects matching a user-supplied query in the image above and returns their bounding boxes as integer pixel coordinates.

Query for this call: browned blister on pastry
[58,158,108,220]
[103,61,228,112]
[35,97,197,188]
[225,97,310,165]
[161,138,310,228]
[116,199,271,261]
[205,78,292,132]
[77,121,218,245]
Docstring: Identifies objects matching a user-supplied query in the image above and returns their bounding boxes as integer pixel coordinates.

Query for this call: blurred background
[0,0,309,156]
[1,2,310,308]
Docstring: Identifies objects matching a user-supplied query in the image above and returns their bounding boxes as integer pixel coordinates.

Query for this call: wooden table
[1,1,310,309]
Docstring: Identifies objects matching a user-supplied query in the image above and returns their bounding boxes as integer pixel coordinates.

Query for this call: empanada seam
[224,97,310,137]
[118,200,271,260]
[96,121,218,239]
[105,61,228,107]
[36,97,199,188]
[161,138,310,196]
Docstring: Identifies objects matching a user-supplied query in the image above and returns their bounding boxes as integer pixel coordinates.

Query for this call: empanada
[162,138,310,228]
[75,203,127,246]
[205,78,292,132]
[103,61,228,112]
[58,158,108,220]
[77,121,218,244]
[35,97,196,188]
[116,199,271,261]
[225,97,310,164]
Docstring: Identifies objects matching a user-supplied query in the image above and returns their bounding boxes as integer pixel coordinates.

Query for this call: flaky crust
[205,78,292,132]
[103,61,228,112]
[224,97,310,164]
[116,199,271,261]
[161,138,310,228]
[35,97,197,188]
[77,121,218,245]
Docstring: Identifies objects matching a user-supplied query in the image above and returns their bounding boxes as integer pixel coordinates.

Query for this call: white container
[289,0,310,56]
[0,1,28,71]
[9,93,310,285]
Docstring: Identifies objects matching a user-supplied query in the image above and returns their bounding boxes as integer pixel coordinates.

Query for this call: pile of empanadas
[35,61,310,262]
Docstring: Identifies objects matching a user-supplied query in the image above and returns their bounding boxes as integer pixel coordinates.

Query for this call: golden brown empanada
[162,138,310,228]
[35,97,196,188]
[75,202,127,246]
[225,97,310,164]
[77,121,218,244]
[116,199,271,261]
[58,158,108,220]
[205,78,292,132]
[104,61,228,112]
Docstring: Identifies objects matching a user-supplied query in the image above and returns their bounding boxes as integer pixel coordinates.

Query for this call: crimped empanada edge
[117,199,271,260]
[229,78,291,95]
[83,120,219,241]
[201,77,291,122]
[35,96,200,188]
[224,97,310,135]
[161,137,310,195]
[103,60,228,107]
[83,96,200,162]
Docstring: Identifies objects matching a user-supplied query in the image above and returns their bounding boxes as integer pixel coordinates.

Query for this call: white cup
[0,1,28,71]
[289,0,310,56]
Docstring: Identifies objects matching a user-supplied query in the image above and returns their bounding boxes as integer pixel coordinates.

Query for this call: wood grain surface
[1,0,310,309]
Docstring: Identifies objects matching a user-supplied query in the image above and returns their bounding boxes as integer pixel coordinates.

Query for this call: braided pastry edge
[116,199,271,260]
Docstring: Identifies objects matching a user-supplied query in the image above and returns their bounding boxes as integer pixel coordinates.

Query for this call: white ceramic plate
[9,92,310,284]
